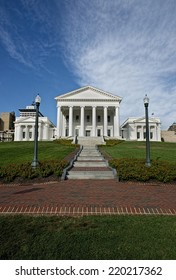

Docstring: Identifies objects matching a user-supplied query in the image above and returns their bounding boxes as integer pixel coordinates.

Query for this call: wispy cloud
[0,3,34,68]
[60,0,176,128]
[0,0,60,71]
[0,0,175,129]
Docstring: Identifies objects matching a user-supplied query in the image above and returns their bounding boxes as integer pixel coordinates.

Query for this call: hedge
[109,158,176,183]
[0,160,68,183]
[104,139,125,146]
[53,139,78,146]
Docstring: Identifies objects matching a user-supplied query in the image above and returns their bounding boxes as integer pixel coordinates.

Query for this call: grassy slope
[0,215,176,260]
[0,142,75,166]
[102,141,176,163]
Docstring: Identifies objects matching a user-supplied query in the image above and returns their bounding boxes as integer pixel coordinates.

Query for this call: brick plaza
[0,180,176,216]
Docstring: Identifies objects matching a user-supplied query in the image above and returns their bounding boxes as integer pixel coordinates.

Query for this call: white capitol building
[14,85,161,142]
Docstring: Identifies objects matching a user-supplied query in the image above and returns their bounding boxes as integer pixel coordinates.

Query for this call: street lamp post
[143,94,151,167]
[31,94,41,168]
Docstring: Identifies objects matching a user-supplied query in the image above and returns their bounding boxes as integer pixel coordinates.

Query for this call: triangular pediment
[15,116,44,123]
[55,85,122,101]
[121,117,161,128]
[134,117,160,123]
[15,116,35,123]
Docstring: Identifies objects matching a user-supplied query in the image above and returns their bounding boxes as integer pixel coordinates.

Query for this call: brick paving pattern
[0,179,176,216]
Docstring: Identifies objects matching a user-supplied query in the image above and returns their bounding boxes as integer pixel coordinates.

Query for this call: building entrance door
[97,129,101,136]
[86,130,91,136]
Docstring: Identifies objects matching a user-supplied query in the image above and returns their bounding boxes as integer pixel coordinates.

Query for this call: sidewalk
[0,180,176,216]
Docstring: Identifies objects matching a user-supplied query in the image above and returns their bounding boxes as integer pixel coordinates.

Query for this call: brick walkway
[0,180,176,216]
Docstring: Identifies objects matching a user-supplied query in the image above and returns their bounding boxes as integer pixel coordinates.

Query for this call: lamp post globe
[143,94,151,167]
[31,94,41,168]
[143,94,149,106]
[35,94,41,105]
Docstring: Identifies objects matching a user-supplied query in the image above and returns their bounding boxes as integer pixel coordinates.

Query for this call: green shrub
[104,139,125,146]
[53,139,77,146]
[0,160,68,183]
[109,158,176,183]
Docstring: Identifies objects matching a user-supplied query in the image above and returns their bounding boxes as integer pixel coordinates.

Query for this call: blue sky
[0,0,176,129]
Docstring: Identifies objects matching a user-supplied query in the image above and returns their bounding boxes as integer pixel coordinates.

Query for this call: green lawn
[0,141,76,167]
[101,141,176,163]
[0,215,176,260]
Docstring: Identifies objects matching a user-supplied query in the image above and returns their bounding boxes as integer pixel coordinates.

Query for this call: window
[29,132,32,139]
[137,132,140,139]
[76,115,79,122]
[97,129,101,136]
[108,129,111,137]
[97,115,101,123]
[86,130,91,136]
[108,115,111,123]
[66,115,69,124]
[150,132,153,139]
[22,132,25,139]
[86,115,90,122]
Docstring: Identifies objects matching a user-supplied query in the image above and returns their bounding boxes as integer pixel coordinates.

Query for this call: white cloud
[1,0,175,129]
[60,0,176,129]
[0,0,60,71]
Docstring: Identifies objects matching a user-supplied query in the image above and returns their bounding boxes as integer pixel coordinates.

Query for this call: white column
[27,126,30,141]
[69,106,73,137]
[142,125,144,140]
[14,124,17,141]
[157,124,161,141]
[45,124,49,140]
[134,125,137,140]
[60,110,63,137]
[80,106,85,137]
[18,125,22,141]
[32,125,35,141]
[114,106,120,137]
[15,124,20,141]
[57,106,62,138]
[104,106,108,136]
[25,126,28,141]
[92,106,96,137]
[38,123,42,140]
[62,114,66,137]
[21,126,24,141]
[21,126,24,140]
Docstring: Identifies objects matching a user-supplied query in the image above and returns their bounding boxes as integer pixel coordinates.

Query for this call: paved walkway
[0,180,176,216]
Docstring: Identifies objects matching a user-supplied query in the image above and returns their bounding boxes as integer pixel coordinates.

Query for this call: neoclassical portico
[121,117,161,141]
[55,86,122,138]
[14,105,56,141]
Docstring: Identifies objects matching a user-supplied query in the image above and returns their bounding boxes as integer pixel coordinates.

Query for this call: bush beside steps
[0,160,68,183]
[109,158,176,183]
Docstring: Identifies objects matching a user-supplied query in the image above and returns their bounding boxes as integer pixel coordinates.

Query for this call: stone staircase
[67,145,116,180]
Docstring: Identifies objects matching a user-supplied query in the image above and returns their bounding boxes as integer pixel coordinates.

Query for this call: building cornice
[55,85,122,102]
[56,99,120,102]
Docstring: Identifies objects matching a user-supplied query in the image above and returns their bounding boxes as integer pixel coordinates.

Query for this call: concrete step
[74,161,107,167]
[80,146,98,149]
[66,144,115,180]
[77,156,104,161]
[80,148,99,152]
[67,171,115,179]
[80,152,100,156]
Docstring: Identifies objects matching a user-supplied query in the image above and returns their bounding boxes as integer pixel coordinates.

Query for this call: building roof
[19,107,44,117]
[55,85,122,102]
[121,117,161,128]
